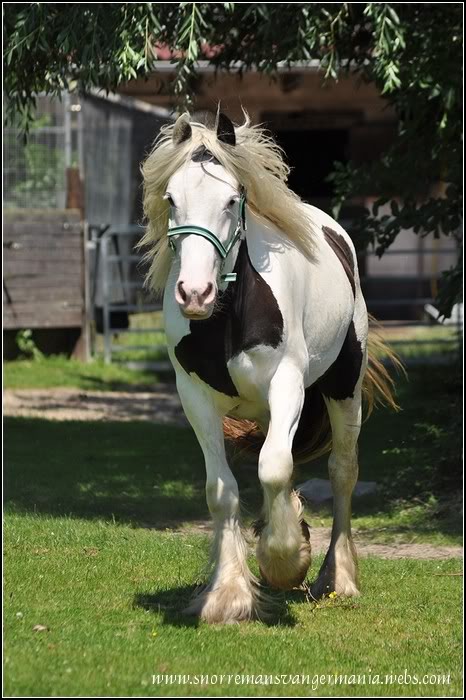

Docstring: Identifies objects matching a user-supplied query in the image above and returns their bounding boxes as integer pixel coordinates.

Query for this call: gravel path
[5,388,462,562]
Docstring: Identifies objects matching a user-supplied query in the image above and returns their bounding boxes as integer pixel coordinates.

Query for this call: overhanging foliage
[4,3,462,315]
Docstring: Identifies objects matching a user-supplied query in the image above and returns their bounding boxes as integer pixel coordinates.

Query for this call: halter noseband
[167,191,247,283]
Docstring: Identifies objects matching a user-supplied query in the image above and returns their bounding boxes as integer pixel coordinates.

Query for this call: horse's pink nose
[175,280,216,311]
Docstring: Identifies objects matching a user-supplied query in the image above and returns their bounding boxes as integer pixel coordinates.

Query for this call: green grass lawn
[4,350,462,696]
[4,313,170,389]
[4,356,462,545]
[3,355,161,391]
[3,370,462,544]
[380,325,460,360]
[4,513,462,697]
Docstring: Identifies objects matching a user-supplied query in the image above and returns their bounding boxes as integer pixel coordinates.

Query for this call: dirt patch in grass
[4,387,187,426]
[158,520,463,561]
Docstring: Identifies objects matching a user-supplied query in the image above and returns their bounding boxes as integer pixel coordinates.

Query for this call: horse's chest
[172,242,284,398]
[174,311,237,396]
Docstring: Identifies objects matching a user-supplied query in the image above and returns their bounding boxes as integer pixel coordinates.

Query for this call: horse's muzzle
[175,280,216,319]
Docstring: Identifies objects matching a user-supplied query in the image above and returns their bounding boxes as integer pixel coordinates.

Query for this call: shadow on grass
[3,414,266,529]
[3,365,462,541]
[4,417,210,528]
[75,371,175,393]
[74,376,160,392]
[134,587,201,628]
[133,586,301,628]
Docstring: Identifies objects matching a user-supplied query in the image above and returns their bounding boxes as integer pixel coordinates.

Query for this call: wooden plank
[4,301,83,329]
[4,301,83,312]
[4,275,83,289]
[3,211,85,333]
[3,236,83,250]
[66,168,84,216]
[4,248,84,263]
[4,286,83,302]
[3,209,81,223]
[5,222,82,237]
[3,261,83,276]
[4,310,83,329]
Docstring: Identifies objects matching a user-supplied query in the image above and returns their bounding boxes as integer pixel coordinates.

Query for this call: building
[119,64,459,320]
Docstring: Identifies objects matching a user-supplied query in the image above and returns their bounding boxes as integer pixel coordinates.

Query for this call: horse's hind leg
[311,391,362,599]
[176,373,260,623]
[256,362,312,590]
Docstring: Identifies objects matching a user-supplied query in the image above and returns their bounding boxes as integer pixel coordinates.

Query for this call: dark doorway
[271,128,349,210]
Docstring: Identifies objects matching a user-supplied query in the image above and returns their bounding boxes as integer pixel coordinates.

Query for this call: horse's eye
[228,198,237,207]
[165,194,175,207]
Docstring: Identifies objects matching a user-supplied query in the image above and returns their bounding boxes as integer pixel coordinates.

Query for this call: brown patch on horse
[318,321,364,401]
[227,240,284,356]
[322,226,355,296]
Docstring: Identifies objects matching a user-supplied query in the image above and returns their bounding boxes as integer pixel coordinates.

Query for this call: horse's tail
[362,314,406,418]
[223,316,404,463]
[222,416,265,458]
[223,386,332,464]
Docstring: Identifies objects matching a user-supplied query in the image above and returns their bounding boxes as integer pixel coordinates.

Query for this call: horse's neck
[220,238,284,354]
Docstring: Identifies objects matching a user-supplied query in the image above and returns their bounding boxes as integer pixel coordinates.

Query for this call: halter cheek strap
[167,192,247,283]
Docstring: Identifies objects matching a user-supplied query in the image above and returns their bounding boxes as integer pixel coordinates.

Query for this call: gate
[92,226,166,367]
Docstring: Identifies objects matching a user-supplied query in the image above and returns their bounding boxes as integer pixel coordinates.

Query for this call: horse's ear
[172,114,192,145]
[217,113,236,146]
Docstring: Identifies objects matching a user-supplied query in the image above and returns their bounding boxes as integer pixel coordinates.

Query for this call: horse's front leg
[256,362,312,590]
[311,393,361,598]
[176,373,260,623]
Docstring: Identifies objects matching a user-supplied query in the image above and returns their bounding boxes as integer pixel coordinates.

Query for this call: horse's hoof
[184,580,262,624]
[310,576,360,600]
[310,546,360,599]
[257,522,312,591]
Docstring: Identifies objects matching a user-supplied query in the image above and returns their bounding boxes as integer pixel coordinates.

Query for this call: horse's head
[166,113,244,320]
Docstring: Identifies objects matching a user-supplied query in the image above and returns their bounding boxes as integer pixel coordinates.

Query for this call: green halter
[167,192,247,283]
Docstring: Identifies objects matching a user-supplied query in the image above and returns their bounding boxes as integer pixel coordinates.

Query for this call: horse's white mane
[141,111,319,295]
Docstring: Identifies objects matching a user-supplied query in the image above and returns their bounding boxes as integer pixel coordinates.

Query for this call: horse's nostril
[202,282,214,301]
[177,280,187,302]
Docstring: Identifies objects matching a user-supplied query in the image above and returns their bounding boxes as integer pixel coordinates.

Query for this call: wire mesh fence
[3,93,81,210]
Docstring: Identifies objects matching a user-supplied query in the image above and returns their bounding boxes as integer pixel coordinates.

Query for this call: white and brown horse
[141,111,398,623]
